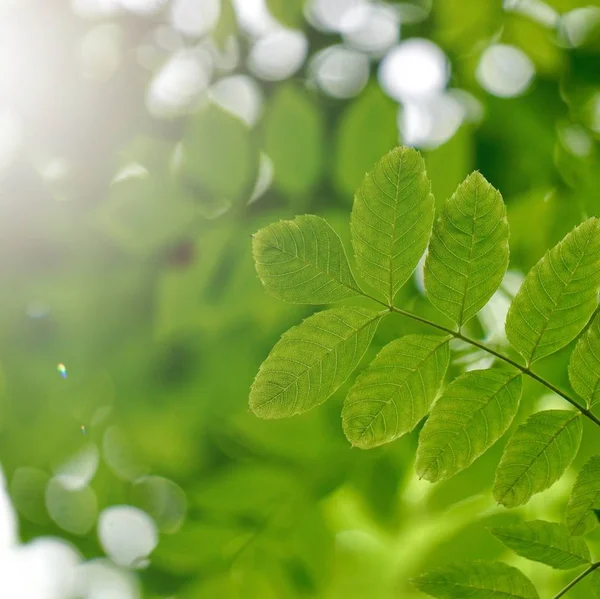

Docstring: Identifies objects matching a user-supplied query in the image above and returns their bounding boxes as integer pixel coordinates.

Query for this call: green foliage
[413,561,539,599]
[249,307,382,418]
[183,104,256,200]
[342,334,450,449]
[264,85,324,197]
[565,454,600,536]
[252,215,360,304]
[351,147,435,303]
[415,369,522,482]
[333,84,399,199]
[569,314,600,407]
[424,172,509,327]
[493,410,583,508]
[490,520,590,569]
[505,218,600,365]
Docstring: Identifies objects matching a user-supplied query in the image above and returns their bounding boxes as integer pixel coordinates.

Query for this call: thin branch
[553,561,600,599]
[357,289,600,429]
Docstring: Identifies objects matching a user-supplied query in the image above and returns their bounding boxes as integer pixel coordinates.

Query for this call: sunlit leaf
[493,410,582,508]
[569,314,600,407]
[506,218,600,364]
[252,215,360,304]
[264,84,324,197]
[565,454,600,536]
[424,172,509,327]
[351,146,434,303]
[342,334,450,449]
[333,84,398,199]
[490,520,590,569]
[416,369,522,482]
[413,561,539,599]
[250,307,382,419]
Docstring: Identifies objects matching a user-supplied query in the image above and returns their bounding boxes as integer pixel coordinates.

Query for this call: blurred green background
[1,0,600,597]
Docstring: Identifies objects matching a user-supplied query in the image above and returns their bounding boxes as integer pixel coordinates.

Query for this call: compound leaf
[490,520,590,570]
[250,307,382,419]
[506,218,600,364]
[413,561,539,599]
[424,172,509,327]
[416,369,522,482]
[351,146,434,303]
[569,314,600,407]
[342,334,450,449]
[565,454,600,536]
[493,410,582,508]
[252,215,360,304]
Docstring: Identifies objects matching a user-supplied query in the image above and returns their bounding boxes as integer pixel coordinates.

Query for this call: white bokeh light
[171,0,220,38]
[379,38,448,102]
[248,29,308,81]
[147,49,212,117]
[399,92,465,149]
[249,152,274,204]
[55,444,100,492]
[98,506,158,569]
[341,3,399,55]
[78,559,140,599]
[209,75,263,126]
[476,44,535,98]
[232,0,280,37]
[119,0,167,15]
[559,7,600,48]
[310,45,370,98]
[305,0,367,33]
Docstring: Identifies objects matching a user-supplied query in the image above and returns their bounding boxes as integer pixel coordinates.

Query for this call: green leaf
[252,215,360,304]
[493,410,583,508]
[342,335,450,449]
[264,84,324,197]
[413,561,539,599]
[182,104,256,200]
[424,172,509,327]
[565,454,600,536]
[569,314,600,407]
[250,307,382,419]
[351,146,435,303]
[333,84,398,199]
[490,520,590,569]
[505,218,600,364]
[267,0,305,27]
[416,369,522,482]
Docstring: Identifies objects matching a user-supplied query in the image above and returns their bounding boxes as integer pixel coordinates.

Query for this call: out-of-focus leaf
[413,561,539,599]
[424,172,509,326]
[350,146,434,303]
[493,410,582,508]
[565,454,600,536]
[250,307,382,418]
[252,215,360,304]
[94,172,198,255]
[267,0,305,27]
[264,85,324,197]
[333,84,398,199]
[490,520,590,569]
[182,104,256,200]
[416,369,522,482]
[506,218,600,364]
[342,334,450,449]
[569,314,600,407]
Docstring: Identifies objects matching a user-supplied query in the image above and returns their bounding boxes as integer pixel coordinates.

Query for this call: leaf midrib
[254,312,380,411]
[258,229,362,295]
[495,412,580,504]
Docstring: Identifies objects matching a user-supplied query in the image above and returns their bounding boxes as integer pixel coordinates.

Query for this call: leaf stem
[553,561,600,599]
[358,290,600,429]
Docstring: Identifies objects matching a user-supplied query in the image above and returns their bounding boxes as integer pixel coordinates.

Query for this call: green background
[1,0,600,597]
